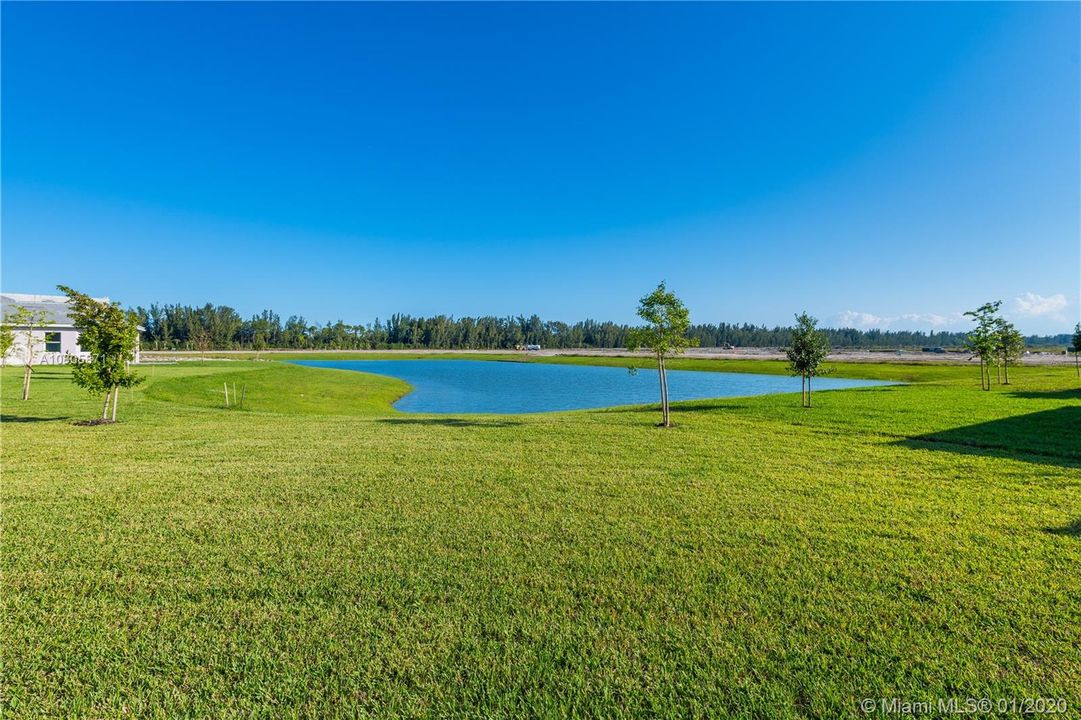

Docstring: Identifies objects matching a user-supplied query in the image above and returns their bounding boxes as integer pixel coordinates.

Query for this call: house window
[44,332,61,353]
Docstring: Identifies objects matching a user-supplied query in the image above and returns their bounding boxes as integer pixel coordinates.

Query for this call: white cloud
[838,310,963,329]
[838,311,886,328]
[899,313,954,327]
[1014,292,1068,317]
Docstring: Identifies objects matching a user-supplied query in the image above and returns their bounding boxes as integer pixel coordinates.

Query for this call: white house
[1,292,142,366]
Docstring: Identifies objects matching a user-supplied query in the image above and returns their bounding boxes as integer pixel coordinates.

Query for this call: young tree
[0,322,14,367]
[625,282,699,427]
[785,312,831,407]
[994,318,1024,386]
[58,286,143,422]
[1072,323,1081,378]
[3,305,54,400]
[963,301,1001,391]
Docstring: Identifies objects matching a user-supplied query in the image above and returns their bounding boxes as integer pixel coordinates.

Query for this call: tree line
[133,303,1072,351]
[8,284,1077,425]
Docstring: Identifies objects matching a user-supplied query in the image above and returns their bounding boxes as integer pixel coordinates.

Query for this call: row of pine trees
[133,303,1072,352]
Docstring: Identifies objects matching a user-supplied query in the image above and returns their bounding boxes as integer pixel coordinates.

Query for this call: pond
[291,359,893,414]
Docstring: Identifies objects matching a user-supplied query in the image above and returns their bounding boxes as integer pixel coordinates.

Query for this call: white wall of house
[3,326,89,366]
[2,293,142,366]
[3,327,141,366]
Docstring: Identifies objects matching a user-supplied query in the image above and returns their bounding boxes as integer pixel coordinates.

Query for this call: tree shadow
[1008,387,1081,401]
[896,407,1081,469]
[597,402,751,414]
[0,414,72,423]
[377,417,522,428]
[669,402,753,413]
[1045,519,1081,539]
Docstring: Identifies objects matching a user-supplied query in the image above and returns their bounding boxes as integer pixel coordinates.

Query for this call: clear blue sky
[2,2,1078,333]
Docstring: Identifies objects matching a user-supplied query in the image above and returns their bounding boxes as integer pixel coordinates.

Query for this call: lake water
[292,359,893,414]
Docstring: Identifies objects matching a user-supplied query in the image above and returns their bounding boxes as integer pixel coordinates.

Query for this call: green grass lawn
[2,358,1079,718]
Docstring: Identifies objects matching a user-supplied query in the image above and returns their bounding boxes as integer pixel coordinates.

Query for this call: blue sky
[2,2,1078,333]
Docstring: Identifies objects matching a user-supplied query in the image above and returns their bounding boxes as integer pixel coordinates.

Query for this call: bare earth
[143,347,1077,366]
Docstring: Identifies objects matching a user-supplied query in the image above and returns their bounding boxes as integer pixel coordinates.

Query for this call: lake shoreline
[291,358,894,414]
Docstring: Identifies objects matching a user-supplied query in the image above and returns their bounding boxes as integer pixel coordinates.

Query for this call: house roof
[1,292,111,327]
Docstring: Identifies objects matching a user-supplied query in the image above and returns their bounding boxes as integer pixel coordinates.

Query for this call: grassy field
[2,358,1079,718]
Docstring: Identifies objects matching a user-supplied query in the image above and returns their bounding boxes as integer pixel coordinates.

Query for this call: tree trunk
[807,374,812,408]
[102,391,111,420]
[111,386,119,422]
[21,335,35,400]
[1003,359,1010,385]
[662,357,670,426]
[659,356,670,427]
[655,355,665,425]
[657,356,665,423]
[664,366,670,425]
[801,374,806,407]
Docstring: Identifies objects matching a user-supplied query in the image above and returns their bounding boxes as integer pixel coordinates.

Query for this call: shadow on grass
[377,417,522,428]
[671,402,755,414]
[0,414,72,423]
[897,407,1081,469]
[599,402,752,414]
[1008,387,1081,401]
[1045,519,1081,539]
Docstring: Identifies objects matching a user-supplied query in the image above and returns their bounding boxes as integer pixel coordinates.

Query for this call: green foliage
[625,281,698,357]
[785,312,830,377]
[964,303,1027,389]
[625,282,699,426]
[4,304,54,400]
[994,318,1025,385]
[0,323,14,363]
[995,321,1025,361]
[2,304,54,333]
[135,302,1077,352]
[58,285,144,420]
[964,301,1003,391]
[2,360,1078,716]
[4,304,54,361]
[784,312,831,407]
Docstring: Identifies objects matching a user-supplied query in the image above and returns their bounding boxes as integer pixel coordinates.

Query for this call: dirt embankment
[544,347,1074,365]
